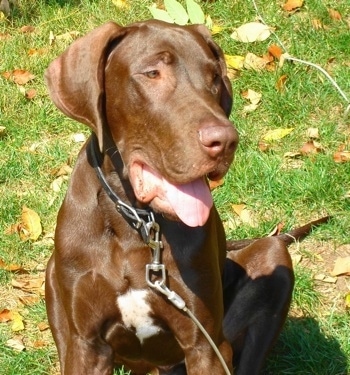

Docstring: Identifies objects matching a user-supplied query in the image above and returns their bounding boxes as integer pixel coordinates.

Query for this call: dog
[45,20,328,374]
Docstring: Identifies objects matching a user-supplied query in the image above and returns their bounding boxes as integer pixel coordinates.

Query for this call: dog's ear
[45,22,127,150]
[188,24,233,117]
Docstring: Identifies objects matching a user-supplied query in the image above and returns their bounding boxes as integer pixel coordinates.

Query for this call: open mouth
[129,162,213,227]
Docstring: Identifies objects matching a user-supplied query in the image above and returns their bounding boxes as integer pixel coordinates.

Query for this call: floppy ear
[45,22,127,150]
[188,24,233,117]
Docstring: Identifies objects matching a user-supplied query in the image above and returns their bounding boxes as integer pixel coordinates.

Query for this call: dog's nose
[198,124,238,158]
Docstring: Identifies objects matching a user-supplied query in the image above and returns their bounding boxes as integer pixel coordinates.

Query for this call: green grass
[1,0,349,374]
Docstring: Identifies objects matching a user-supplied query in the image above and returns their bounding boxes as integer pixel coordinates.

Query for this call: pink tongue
[162,178,213,227]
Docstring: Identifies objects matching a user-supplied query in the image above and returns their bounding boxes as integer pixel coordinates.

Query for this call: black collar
[88,133,156,244]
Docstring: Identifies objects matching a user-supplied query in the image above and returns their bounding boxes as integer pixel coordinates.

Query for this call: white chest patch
[116,289,161,343]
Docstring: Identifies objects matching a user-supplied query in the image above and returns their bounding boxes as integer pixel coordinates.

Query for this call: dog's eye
[144,70,160,79]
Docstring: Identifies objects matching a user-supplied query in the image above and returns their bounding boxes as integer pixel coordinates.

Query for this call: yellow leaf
[11,312,24,332]
[224,54,245,70]
[345,293,350,309]
[210,24,224,35]
[262,128,294,142]
[20,206,42,241]
[112,0,129,8]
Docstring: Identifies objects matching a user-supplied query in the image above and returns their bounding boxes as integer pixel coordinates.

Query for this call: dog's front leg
[62,336,114,375]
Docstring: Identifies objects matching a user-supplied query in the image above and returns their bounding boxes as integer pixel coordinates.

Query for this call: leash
[89,134,232,375]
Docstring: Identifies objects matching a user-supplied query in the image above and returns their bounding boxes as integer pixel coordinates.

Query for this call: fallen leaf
[6,337,26,352]
[258,140,270,152]
[0,125,6,136]
[186,0,205,25]
[231,204,257,227]
[71,133,86,143]
[231,22,272,43]
[328,9,342,21]
[56,31,80,41]
[0,308,12,323]
[311,19,324,30]
[25,88,37,100]
[283,0,304,12]
[242,89,262,105]
[333,150,350,163]
[267,222,285,236]
[54,164,73,177]
[19,206,42,241]
[224,54,245,70]
[300,140,323,155]
[112,0,129,8]
[331,256,350,276]
[209,178,224,190]
[37,322,50,331]
[11,311,24,332]
[268,44,283,59]
[2,69,35,85]
[50,175,68,193]
[276,74,288,91]
[20,25,36,33]
[262,128,294,142]
[0,258,26,273]
[210,24,224,35]
[28,48,48,56]
[19,295,41,305]
[345,293,350,309]
[243,52,268,71]
[0,32,11,40]
[306,127,319,139]
[243,103,259,113]
[12,274,45,295]
[164,0,189,25]
[314,274,337,283]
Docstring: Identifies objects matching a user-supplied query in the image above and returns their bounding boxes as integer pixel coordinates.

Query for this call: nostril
[199,124,238,158]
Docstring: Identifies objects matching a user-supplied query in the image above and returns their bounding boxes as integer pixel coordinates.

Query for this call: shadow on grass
[263,317,348,375]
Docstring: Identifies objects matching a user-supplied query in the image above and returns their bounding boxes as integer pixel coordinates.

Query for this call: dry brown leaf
[258,140,270,152]
[283,0,304,12]
[243,52,268,71]
[231,204,257,227]
[333,150,350,163]
[2,69,35,85]
[12,274,45,295]
[268,44,283,59]
[209,178,224,190]
[25,88,37,100]
[331,256,350,276]
[306,127,319,139]
[37,322,50,331]
[19,206,42,241]
[0,308,12,322]
[311,19,324,30]
[314,274,337,283]
[328,9,342,21]
[20,25,36,33]
[276,75,288,91]
[300,140,323,155]
[19,295,41,305]
[0,32,11,40]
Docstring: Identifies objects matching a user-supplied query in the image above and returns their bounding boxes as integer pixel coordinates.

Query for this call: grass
[0,0,349,374]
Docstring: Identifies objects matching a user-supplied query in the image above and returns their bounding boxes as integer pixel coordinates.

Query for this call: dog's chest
[116,289,162,343]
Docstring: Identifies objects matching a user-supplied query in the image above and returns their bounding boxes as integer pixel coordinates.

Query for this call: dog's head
[45,20,238,227]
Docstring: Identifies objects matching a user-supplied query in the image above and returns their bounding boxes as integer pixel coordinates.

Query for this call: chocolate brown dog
[45,20,327,375]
